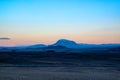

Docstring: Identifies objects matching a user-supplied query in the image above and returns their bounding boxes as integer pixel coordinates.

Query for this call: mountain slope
[27,44,46,48]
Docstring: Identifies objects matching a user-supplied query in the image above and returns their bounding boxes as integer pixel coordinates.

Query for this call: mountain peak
[53,39,78,48]
[56,39,77,44]
[57,39,74,41]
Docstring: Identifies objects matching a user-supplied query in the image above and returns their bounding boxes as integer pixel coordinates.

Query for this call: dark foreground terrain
[0,47,120,80]
[0,66,120,80]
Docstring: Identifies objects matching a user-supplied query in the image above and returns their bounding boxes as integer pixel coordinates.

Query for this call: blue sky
[0,0,120,46]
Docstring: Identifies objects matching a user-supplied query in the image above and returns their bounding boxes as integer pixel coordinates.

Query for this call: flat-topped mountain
[52,39,79,48]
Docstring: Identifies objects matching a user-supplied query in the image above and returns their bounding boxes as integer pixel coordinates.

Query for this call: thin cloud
[0,37,10,40]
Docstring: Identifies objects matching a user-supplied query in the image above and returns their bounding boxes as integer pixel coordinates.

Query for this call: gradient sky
[0,0,120,46]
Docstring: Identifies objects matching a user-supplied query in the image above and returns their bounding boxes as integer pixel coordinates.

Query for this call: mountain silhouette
[52,39,79,48]
[0,39,120,49]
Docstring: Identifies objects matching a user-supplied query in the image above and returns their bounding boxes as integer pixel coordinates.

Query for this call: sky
[0,0,120,46]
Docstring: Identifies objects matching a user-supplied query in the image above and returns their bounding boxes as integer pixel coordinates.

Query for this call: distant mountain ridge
[0,39,120,49]
[28,44,46,48]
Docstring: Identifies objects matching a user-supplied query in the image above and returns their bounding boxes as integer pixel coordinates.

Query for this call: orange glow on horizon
[0,34,120,46]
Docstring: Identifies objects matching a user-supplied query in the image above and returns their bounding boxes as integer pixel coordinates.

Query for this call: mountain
[52,39,120,49]
[52,39,80,48]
